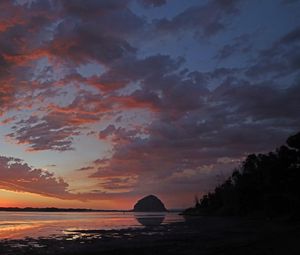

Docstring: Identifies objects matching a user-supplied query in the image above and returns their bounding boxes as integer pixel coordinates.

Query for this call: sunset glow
[0,0,300,210]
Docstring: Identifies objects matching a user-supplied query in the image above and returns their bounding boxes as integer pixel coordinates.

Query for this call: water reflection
[0,222,44,239]
[134,213,166,227]
[0,212,182,239]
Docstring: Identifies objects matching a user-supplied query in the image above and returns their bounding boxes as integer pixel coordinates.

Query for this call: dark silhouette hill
[133,195,167,212]
[183,131,300,218]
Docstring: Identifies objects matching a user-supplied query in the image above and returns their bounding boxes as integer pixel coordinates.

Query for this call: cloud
[0,0,56,116]
[91,54,183,91]
[0,0,299,203]
[59,0,130,18]
[48,20,136,65]
[0,0,142,113]
[5,53,188,151]
[89,74,300,197]
[76,166,95,171]
[98,176,138,192]
[8,118,78,151]
[7,90,112,151]
[279,26,300,44]
[0,156,71,199]
[154,0,240,37]
[0,155,133,200]
[215,33,252,60]
[246,26,300,78]
[139,0,167,7]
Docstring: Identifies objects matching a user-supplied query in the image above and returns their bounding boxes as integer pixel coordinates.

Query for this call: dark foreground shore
[1,217,300,255]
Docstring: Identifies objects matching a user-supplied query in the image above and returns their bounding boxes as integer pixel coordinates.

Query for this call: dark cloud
[155,0,240,37]
[279,26,300,44]
[246,26,300,78]
[0,0,56,116]
[91,74,300,196]
[215,34,252,60]
[214,81,300,121]
[7,91,112,151]
[48,20,136,65]
[60,0,130,18]
[139,0,167,7]
[76,166,95,171]
[8,117,78,151]
[95,54,183,89]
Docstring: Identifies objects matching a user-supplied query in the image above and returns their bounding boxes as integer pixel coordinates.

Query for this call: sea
[0,211,184,239]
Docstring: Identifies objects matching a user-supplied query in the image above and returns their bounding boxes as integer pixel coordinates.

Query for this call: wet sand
[1,217,300,255]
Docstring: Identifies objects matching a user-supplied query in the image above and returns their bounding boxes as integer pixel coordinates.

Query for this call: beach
[1,217,299,255]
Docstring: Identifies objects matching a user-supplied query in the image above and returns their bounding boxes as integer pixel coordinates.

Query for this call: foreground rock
[133,195,167,212]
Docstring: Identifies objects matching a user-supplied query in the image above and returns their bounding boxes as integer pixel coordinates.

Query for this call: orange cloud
[0,155,134,204]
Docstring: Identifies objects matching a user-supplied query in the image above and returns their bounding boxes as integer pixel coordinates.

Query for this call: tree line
[184,132,300,218]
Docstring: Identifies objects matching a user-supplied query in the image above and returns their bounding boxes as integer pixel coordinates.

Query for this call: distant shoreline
[0,207,183,213]
[0,207,127,212]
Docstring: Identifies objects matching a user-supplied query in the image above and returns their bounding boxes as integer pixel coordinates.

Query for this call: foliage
[184,132,300,218]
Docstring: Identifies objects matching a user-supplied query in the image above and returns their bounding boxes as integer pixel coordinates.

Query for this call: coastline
[1,217,299,255]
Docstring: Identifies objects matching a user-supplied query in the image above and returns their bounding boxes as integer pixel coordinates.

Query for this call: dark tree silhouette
[183,132,300,218]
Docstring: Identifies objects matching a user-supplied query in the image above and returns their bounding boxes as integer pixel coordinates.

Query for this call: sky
[0,0,300,210]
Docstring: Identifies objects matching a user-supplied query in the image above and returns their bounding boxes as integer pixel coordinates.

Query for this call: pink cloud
[0,155,133,201]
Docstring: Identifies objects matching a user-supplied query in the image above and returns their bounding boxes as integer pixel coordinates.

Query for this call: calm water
[0,212,184,239]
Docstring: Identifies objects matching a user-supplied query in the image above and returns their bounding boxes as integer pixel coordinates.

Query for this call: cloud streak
[0,155,133,201]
